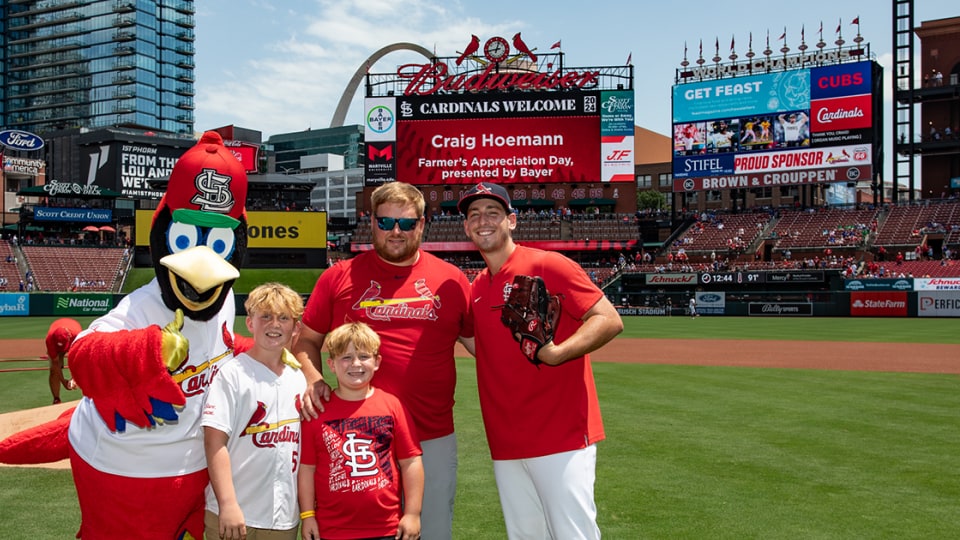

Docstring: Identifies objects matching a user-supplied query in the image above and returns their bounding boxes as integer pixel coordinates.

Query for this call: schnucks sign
[0,129,44,152]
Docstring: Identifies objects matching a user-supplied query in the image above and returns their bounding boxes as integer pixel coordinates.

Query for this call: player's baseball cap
[154,131,248,229]
[458,182,513,214]
[52,327,74,349]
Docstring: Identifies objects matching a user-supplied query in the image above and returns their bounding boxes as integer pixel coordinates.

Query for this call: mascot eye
[205,227,236,260]
[167,222,201,253]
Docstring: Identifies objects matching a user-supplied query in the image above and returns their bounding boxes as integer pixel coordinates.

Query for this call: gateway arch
[330,42,434,128]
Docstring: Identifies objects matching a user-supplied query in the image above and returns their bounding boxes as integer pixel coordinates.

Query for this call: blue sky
[194,0,958,183]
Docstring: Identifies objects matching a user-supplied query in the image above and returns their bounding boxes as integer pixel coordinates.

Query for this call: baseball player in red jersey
[45,318,82,404]
[459,182,623,539]
[295,181,474,540]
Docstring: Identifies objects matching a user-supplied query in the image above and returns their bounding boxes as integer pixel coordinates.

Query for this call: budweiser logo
[398,62,601,96]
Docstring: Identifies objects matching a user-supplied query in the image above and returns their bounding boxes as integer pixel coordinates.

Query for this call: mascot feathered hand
[0,131,250,540]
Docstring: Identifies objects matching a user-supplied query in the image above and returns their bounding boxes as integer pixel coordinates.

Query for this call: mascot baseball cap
[155,131,248,229]
[458,182,513,214]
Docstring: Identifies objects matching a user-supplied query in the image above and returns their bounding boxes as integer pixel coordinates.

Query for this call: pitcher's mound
[0,400,77,470]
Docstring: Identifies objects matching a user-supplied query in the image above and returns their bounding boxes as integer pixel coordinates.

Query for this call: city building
[0,0,197,135]
[893,5,960,201]
[1,0,198,230]
[267,125,365,173]
[914,16,960,198]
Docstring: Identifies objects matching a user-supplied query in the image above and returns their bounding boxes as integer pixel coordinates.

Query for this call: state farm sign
[850,292,907,317]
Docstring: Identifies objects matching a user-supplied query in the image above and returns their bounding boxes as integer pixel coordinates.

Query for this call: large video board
[364,89,635,185]
[671,60,877,192]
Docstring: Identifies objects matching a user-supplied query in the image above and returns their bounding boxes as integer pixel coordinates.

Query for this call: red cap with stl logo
[154,131,248,228]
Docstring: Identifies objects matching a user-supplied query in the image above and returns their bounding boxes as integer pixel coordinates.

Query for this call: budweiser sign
[398,62,601,96]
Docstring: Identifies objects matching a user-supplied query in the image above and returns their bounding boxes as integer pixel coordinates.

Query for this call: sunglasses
[375,216,419,231]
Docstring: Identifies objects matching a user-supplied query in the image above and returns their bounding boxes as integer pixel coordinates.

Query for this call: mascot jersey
[68,279,235,476]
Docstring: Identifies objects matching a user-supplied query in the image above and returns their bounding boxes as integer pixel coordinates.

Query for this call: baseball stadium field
[1,315,958,538]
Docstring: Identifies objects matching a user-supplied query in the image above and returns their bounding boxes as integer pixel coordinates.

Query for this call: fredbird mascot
[0,131,249,540]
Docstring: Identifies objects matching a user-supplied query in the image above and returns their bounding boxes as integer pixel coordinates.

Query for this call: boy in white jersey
[202,282,307,540]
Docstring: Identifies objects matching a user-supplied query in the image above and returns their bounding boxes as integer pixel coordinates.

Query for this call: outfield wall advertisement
[365,90,634,186]
[0,293,29,317]
[917,291,960,317]
[850,292,908,317]
[135,210,327,249]
[671,60,876,192]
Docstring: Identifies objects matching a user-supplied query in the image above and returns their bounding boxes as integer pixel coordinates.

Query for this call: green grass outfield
[1,317,958,538]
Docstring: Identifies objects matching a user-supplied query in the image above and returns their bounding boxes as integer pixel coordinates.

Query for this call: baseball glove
[499,275,561,366]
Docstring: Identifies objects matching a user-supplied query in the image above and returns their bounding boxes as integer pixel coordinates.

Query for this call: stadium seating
[669,212,772,257]
[0,241,22,291]
[21,246,126,292]
[881,259,960,278]
[770,207,878,251]
[569,216,637,242]
[873,201,960,249]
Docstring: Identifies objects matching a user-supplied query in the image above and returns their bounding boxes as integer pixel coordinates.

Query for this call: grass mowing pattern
[1,318,958,537]
[595,363,960,538]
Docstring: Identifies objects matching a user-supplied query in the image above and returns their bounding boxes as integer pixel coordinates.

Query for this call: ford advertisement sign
[696,291,725,315]
[0,129,44,152]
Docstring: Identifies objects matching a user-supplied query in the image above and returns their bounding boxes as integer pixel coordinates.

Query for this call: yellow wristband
[300,510,316,520]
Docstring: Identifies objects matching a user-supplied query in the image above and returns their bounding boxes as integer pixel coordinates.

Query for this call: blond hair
[325,322,381,358]
[244,282,304,320]
[370,182,425,218]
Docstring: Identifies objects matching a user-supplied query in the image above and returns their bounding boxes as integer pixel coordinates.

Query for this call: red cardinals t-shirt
[300,389,421,539]
[302,249,473,441]
[471,246,605,460]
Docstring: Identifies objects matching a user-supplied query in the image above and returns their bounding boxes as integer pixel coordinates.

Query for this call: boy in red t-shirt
[298,322,423,540]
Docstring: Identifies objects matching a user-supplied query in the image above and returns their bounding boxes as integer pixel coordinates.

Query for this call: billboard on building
[84,142,185,199]
[223,140,261,174]
[135,210,327,249]
[671,60,877,192]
